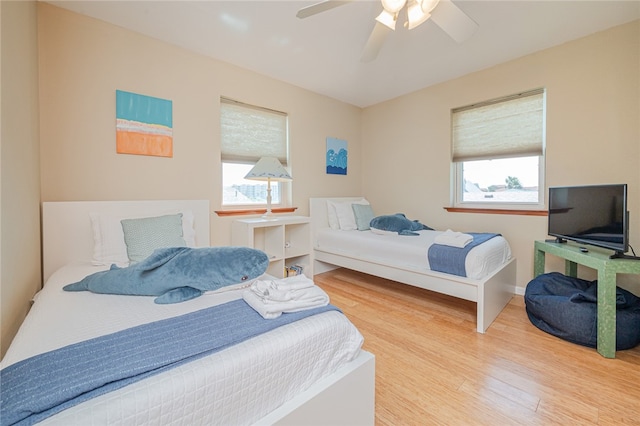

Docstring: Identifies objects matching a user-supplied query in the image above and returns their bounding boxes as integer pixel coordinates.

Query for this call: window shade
[220,98,288,165]
[452,89,545,162]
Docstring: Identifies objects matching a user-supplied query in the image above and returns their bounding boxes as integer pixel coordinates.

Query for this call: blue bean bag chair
[524,272,640,350]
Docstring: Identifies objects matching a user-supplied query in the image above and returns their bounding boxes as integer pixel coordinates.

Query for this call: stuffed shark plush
[64,246,269,304]
[370,213,433,236]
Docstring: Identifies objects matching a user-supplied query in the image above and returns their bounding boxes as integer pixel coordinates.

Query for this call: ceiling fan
[296,0,478,62]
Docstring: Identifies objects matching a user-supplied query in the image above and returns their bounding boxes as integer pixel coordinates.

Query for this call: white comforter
[314,228,512,280]
[1,263,363,425]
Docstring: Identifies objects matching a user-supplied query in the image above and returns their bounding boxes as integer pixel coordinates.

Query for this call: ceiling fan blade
[430,0,478,43]
[361,21,392,62]
[296,0,354,19]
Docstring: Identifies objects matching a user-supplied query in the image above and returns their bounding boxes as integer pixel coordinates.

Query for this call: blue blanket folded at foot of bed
[0,300,341,426]
[427,233,500,277]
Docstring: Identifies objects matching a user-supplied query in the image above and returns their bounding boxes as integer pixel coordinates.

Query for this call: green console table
[533,240,640,358]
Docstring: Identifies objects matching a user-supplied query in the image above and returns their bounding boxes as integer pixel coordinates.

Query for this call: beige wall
[37,3,363,247]
[1,0,42,358]
[362,20,640,292]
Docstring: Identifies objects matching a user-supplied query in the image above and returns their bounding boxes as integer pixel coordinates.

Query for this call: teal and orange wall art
[116,90,173,157]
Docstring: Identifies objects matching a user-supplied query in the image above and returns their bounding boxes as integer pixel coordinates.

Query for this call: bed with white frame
[2,200,374,426]
[310,197,517,333]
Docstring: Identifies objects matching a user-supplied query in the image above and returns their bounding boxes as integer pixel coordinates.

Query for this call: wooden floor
[314,268,640,426]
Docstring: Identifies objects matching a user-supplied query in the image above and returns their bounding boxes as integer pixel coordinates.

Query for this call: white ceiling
[47,1,640,108]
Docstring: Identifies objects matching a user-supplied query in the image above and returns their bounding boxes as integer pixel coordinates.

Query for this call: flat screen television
[548,184,631,258]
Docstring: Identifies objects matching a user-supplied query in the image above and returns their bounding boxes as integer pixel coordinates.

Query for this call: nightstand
[232,216,313,278]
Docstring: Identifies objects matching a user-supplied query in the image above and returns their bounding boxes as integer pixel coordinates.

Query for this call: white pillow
[327,199,369,231]
[90,210,196,266]
[326,201,340,230]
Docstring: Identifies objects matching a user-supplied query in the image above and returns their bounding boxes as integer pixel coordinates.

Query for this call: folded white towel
[271,274,315,291]
[434,229,474,248]
[248,274,316,301]
[243,281,330,319]
[250,281,292,302]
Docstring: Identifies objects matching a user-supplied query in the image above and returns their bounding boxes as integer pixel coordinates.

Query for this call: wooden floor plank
[314,268,640,425]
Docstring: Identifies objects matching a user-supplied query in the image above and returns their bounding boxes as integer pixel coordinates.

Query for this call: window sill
[444,207,547,216]
[215,207,298,217]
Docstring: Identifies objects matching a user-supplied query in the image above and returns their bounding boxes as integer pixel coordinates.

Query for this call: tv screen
[548,184,628,255]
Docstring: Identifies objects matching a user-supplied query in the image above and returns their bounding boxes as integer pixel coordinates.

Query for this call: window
[452,88,546,209]
[220,98,289,206]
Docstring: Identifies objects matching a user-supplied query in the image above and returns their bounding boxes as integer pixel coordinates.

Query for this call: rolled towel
[243,284,330,319]
[434,229,474,248]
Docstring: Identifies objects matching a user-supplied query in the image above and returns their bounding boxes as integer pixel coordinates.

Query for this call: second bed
[310,197,517,333]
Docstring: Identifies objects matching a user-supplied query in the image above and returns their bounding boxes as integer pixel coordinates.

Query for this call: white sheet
[314,228,512,280]
[1,263,363,425]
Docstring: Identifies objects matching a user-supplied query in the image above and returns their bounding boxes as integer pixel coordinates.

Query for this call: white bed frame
[41,200,375,426]
[310,197,517,333]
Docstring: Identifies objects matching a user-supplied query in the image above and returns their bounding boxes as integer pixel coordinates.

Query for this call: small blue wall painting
[116,90,173,157]
[326,137,348,175]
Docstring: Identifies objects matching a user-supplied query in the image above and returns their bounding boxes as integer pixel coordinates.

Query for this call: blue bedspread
[427,233,500,277]
[0,300,340,426]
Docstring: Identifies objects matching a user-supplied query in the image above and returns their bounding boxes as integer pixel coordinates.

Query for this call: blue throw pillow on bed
[352,204,375,231]
[369,213,433,236]
[121,213,186,263]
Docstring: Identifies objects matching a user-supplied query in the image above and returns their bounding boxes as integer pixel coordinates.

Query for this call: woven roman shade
[452,89,545,162]
[220,98,288,165]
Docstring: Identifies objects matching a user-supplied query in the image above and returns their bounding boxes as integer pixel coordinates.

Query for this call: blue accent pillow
[352,203,375,231]
[121,214,186,263]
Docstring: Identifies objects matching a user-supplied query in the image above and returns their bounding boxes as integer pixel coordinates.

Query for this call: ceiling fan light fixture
[406,0,431,30]
[381,0,407,14]
[420,0,441,14]
[375,9,397,30]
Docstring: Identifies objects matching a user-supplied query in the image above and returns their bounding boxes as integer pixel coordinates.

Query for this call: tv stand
[534,240,640,358]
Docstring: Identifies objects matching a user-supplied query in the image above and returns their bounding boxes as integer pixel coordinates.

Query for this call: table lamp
[244,157,292,218]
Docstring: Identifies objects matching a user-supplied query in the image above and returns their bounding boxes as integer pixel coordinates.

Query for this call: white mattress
[1,263,364,425]
[314,228,512,280]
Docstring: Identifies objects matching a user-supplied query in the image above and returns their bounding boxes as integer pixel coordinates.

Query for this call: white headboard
[309,197,365,237]
[42,200,210,281]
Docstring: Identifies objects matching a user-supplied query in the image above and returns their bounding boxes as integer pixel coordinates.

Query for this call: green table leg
[565,260,578,277]
[534,248,545,277]
[597,267,617,358]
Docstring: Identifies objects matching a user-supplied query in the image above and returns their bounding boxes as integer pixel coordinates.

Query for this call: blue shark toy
[64,246,269,304]
[370,213,433,236]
